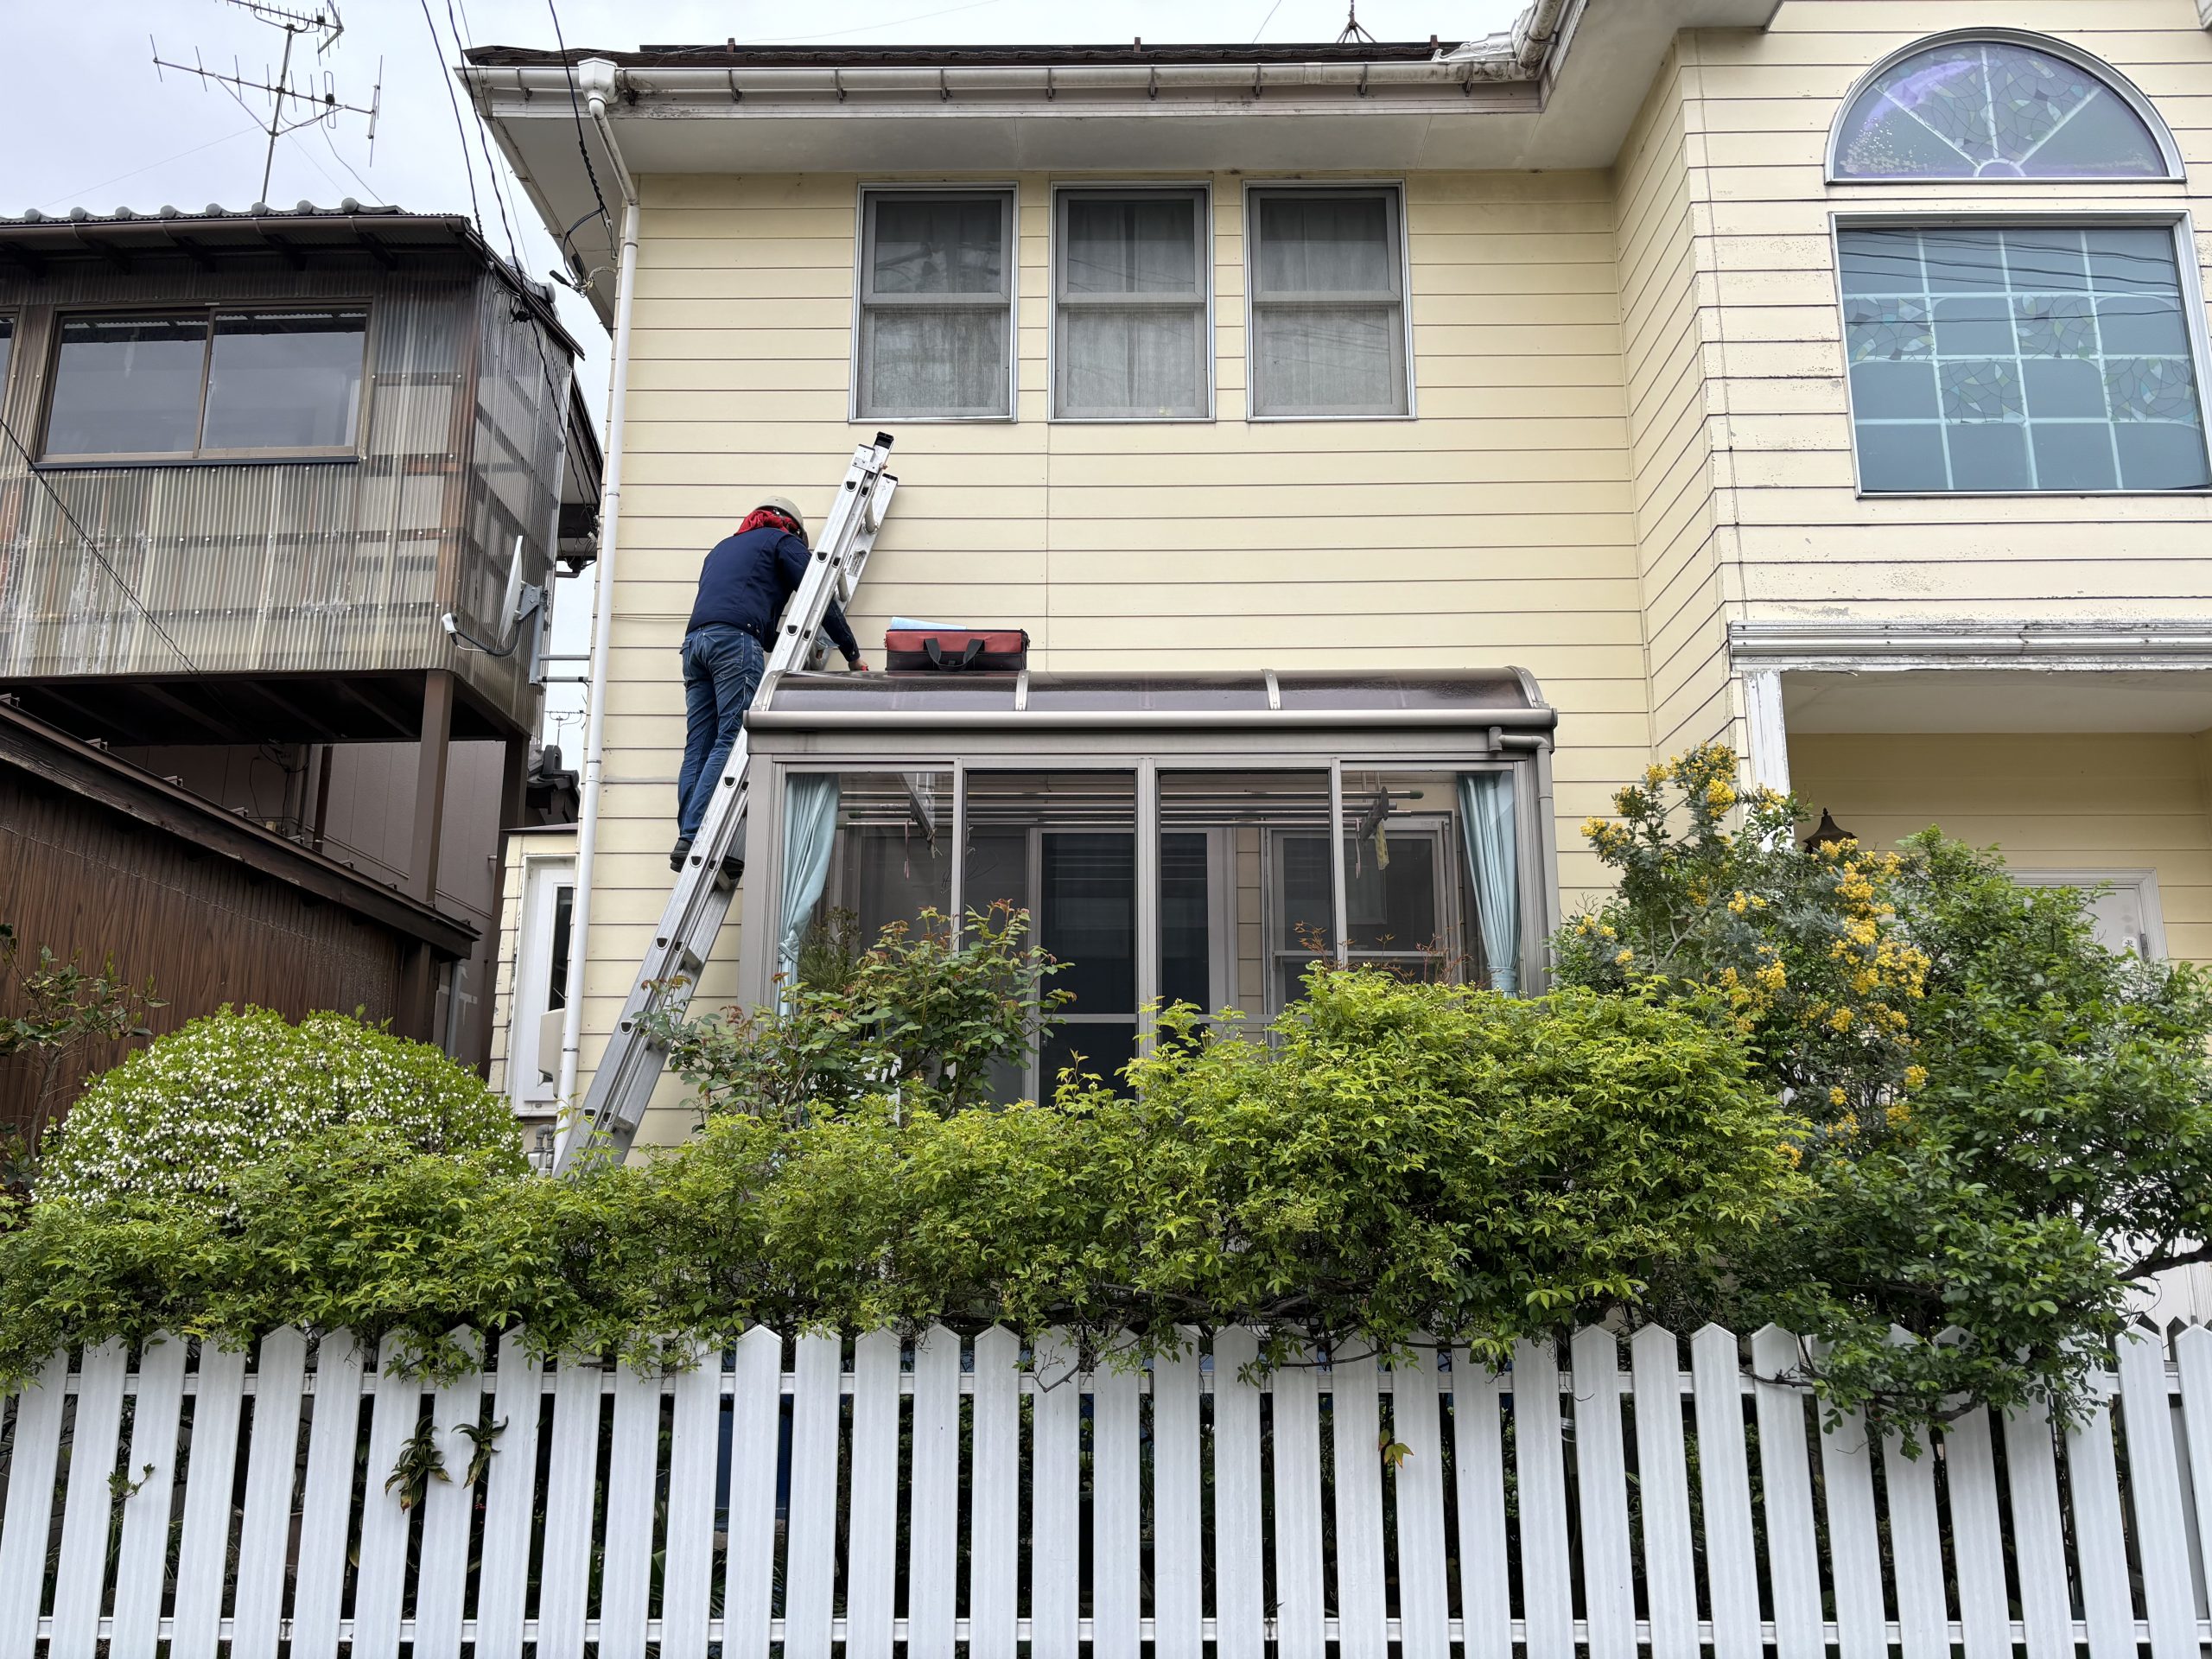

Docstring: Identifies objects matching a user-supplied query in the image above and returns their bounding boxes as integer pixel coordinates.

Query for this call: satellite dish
[499,533,529,632]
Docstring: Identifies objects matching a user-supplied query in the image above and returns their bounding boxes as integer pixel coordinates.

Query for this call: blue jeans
[676,625,766,841]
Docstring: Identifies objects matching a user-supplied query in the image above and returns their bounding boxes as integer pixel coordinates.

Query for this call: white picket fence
[2,1320,2210,1656]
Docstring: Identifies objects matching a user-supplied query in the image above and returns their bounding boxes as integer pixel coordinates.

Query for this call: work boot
[669,837,693,872]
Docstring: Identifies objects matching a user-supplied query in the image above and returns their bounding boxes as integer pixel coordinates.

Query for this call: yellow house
[468,1,2212,1209]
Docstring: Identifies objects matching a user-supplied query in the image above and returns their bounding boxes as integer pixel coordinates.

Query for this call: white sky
[3,0,1524,747]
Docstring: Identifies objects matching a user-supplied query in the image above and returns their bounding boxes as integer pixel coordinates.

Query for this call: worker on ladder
[671,495,867,870]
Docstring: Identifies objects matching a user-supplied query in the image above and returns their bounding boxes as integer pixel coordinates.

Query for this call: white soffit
[1782,670,2212,735]
[467,0,1777,324]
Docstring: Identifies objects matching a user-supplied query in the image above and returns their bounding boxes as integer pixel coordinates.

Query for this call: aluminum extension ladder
[555,433,899,1172]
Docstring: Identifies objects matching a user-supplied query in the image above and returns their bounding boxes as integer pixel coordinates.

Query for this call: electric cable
[545,0,616,283]
[417,0,483,232]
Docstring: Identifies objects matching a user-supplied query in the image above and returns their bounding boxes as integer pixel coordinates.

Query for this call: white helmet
[755,494,805,540]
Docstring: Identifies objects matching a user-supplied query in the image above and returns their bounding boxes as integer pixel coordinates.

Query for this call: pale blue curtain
[1457,772,1521,995]
[778,775,842,988]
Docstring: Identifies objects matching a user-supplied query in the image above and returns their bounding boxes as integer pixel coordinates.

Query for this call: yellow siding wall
[1672,1,2212,632]
[589,167,1651,1130]
[1790,732,2212,963]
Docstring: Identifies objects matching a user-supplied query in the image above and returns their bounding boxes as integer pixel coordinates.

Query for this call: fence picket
[474,1329,543,1658]
[537,1354,606,1655]
[2114,1326,2198,1659]
[910,1323,962,1659]
[109,1334,189,1656]
[1211,1325,1266,1659]
[47,1338,127,1659]
[171,1341,248,1659]
[1815,1403,1886,1659]
[1331,1346,1388,1658]
[1151,1329,1205,1659]
[1270,1344,1326,1659]
[1749,1326,1823,1659]
[785,1331,843,1656]
[2063,1384,2135,1659]
[846,1328,899,1659]
[2177,1325,2212,1605]
[969,1327,1022,1659]
[1451,1344,1510,1659]
[598,1355,663,1659]
[1690,1325,1760,1659]
[411,1329,482,1659]
[230,1329,308,1659]
[1388,1342,1449,1659]
[1030,1330,1083,1657]
[1571,1326,1634,1659]
[287,1331,363,1659]
[725,1325,784,1659]
[0,1351,66,1655]
[661,1344,723,1657]
[1629,1327,1697,1659]
[1512,1337,1573,1659]
[1092,1334,1143,1659]
[2001,1400,2075,1659]
[1943,1407,2011,1659]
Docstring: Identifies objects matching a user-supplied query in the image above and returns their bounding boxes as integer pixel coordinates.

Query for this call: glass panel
[1022,675,1269,711]
[787,770,954,990]
[1158,771,1336,1021]
[1061,308,1203,417]
[1834,38,2168,180]
[200,310,366,450]
[1065,195,1198,296]
[869,195,1006,296]
[1840,226,2209,492]
[963,772,1136,1095]
[0,318,13,413]
[860,307,1010,418]
[1252,303,1407,416]
[1272,671,1530,709]
[47,314,207,455]
[1255,194,1395,296]
[548,885,573,1012]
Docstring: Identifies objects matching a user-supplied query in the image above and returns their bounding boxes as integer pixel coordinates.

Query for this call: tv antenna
[152,2,381,206]
[1336,2,1377,44]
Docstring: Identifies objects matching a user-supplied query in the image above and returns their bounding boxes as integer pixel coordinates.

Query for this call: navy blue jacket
[685,526,860,661]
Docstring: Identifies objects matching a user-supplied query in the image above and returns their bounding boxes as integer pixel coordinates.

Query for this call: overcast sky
[3,0,1523,746]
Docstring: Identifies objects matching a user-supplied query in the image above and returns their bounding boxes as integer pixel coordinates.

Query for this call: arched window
[1830,32,2180,182]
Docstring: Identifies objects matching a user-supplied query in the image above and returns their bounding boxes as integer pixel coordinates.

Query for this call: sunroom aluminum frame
[733,668,1560,1025]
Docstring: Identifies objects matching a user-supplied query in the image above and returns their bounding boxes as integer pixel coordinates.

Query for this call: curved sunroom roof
[752,668,1554,728]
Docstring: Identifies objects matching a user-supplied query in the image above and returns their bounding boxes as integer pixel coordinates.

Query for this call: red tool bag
[883,626,1030,671]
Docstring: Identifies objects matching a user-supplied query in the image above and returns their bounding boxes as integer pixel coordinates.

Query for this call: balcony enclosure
[0,209,594,745]
[738,670,1558,1097]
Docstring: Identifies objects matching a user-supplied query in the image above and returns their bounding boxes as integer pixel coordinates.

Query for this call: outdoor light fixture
[1804,808,1855,852]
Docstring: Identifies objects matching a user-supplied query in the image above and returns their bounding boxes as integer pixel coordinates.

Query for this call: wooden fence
[1,1320,2209,1656]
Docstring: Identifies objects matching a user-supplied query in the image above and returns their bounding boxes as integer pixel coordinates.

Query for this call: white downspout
[555,60,640,1122]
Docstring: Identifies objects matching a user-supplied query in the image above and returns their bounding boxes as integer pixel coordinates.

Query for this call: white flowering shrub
[38,1007,522,1209]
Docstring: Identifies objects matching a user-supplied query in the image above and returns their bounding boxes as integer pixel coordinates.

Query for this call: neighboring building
[0,205,600,1128]
[469,3,2212,1152]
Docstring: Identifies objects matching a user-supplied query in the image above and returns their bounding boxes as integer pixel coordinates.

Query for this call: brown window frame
[35,302,374,467]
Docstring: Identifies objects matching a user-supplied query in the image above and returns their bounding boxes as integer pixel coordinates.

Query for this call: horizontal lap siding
[591,169,1645,1137]
[1688,2,2212,628]
[1789,732,2212,962]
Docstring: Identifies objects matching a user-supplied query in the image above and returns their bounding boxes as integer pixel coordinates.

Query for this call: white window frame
[1048,182,1214,423]
[1829,209,2212,499]
[1825,29,2185,186]
[1242,180,1415,423]
[508,855,575,1108]
[2012,868,2167,959]
[850,183,1018,424]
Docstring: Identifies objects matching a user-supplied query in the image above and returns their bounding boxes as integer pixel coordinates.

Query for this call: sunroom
[733,669,1560,1095]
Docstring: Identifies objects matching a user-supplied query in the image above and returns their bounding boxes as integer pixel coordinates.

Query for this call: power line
[0,412,200,674]
[545,0,616,284]
[417,0,483,232]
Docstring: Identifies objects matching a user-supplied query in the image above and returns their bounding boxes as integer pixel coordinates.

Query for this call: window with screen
[0,317,15,414]
[1053,188,1209,420]
[855,189,1014,420]
[1840,224,2210,493]
[1246,186,1409,418]
[43,308,368,461]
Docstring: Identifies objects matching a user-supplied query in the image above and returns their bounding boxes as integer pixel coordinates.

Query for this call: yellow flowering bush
[1560,744,2212,1433]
